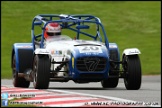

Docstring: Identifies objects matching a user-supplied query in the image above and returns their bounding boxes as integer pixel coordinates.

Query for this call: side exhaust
[18,73,25,77]
[18,69,33,81]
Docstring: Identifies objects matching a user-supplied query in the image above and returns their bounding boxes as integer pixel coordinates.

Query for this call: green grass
[1,1,161,78]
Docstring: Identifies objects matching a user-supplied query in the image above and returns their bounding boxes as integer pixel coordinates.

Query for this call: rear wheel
[122,54,141,90]
[101,50,119,88]
[12,54,30,88]
[33,55,50,89]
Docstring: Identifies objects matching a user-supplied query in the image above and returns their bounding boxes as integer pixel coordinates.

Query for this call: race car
[11,14,142,90]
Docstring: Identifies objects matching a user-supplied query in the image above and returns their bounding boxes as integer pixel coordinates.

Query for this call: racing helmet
[44,22,61,39]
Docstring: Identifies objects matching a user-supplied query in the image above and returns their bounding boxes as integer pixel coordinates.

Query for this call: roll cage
[31,14,109,50]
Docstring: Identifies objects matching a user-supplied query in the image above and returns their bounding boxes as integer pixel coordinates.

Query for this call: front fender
[122,48,141,55]
[12,43,33,73]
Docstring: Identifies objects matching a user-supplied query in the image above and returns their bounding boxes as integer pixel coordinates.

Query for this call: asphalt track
[1,75,161,107]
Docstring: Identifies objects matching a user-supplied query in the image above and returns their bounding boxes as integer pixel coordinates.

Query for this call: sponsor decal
[129,50,139,54]
[55,50,59,54]
[59,50,62,54]
[51,50,62,55]
[51,50,55,55]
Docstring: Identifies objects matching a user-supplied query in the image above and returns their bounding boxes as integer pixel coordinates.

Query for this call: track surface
[1,75,161,107]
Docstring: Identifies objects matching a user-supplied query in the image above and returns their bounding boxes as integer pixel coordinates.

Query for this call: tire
[101,50,119,88]
[122,54,141,90]
[33,55,50,89]
[12,54,30,88]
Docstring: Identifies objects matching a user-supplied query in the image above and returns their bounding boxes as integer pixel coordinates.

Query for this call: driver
[44,22,61,39]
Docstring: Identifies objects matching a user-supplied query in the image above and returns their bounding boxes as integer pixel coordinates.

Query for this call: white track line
[47,89,136,102]
[47,89,161,107]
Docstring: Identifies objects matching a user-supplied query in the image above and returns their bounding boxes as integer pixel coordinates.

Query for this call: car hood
[45,40,108,58]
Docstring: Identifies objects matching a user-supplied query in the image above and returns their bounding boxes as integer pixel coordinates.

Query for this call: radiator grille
[76,57,107,72]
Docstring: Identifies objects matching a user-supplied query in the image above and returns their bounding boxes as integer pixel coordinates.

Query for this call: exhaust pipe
[24,69,33,81]
[18,69,33,81]
[18,73,25,77]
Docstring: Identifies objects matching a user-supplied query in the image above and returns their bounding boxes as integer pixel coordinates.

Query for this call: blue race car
[11,14,142,90]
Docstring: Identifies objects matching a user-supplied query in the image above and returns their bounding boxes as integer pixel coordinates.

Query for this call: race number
[77,46,102,53]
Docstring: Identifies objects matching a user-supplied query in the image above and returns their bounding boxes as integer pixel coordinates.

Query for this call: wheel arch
[109,43,120,61]
[11,45,19,72]
[122,48,141,56]
[11,43,34,73]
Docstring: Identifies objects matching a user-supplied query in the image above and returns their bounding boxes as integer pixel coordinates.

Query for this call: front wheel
[122,54,142,90]
[33,55,50,89]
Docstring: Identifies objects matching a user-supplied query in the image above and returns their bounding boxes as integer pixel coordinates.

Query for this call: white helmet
[44,22,61,39]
